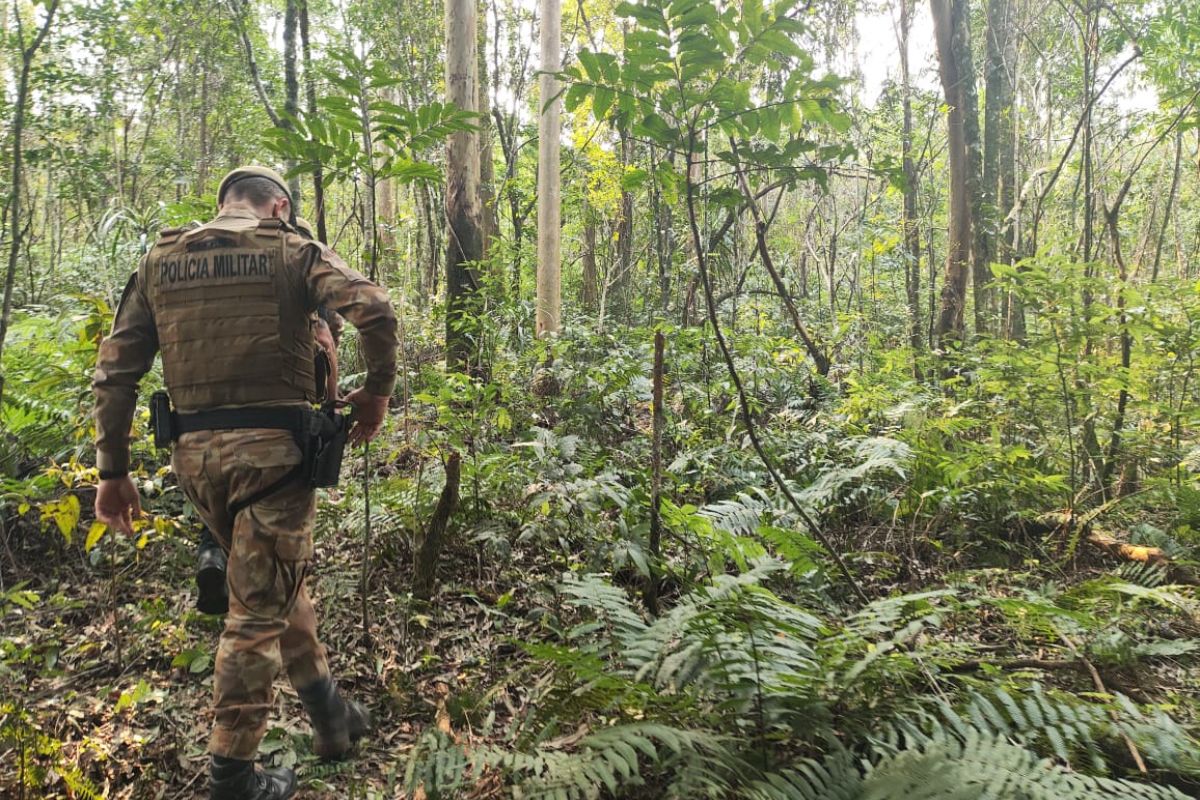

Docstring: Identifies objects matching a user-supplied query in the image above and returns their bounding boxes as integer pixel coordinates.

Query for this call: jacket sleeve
[93,264,159,473]
[303,242,398,397]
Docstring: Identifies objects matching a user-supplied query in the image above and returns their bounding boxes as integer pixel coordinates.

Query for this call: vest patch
[156,248,273,290]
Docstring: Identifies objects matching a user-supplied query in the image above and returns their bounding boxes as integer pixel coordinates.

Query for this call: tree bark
[983,0,1015,335]
[356,76,378,281]
[898,0,923,364]
[283,0,302,203]
[1151,131,1182,283]
[536,0,562,335]
[298,0,328,242]
[931,0,974,345]
[581,207,599,313]
[417,0,485,599]
[230,0,284,129]
[445,0,483,368]
[478,0,499,262]
[617,131,636,316]
[0,0,59,408]
[645,330,665,615]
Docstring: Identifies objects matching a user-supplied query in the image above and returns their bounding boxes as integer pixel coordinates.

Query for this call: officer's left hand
[344,387,388,445]
[95,476,142,535]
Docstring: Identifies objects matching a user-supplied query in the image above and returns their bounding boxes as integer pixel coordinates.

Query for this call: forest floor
[5,492,1198,799]
[2,484,550,799]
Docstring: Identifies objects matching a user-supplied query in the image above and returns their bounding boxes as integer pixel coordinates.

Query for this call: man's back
[143,209,318,411]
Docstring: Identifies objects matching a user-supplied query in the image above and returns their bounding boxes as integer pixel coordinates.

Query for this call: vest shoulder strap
[155,226,188,245]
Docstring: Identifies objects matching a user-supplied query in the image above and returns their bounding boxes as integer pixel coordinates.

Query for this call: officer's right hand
[95,476,142,535]
[344,388,388,445]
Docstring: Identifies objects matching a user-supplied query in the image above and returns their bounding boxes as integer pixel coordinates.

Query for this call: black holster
[302,406,351,489]
[149,391,175,448]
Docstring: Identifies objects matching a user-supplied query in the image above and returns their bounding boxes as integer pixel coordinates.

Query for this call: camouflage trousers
[173,428,332,761]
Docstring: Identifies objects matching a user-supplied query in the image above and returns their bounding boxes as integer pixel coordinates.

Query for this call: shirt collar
[215,204,264,222]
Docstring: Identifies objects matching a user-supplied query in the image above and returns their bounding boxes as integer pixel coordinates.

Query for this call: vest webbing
[144,217,317,411]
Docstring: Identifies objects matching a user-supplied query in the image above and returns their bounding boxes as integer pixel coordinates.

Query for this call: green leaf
[620,166,650,192]
[593,86,615,119]
[616,1,670,33]
[564,83,590,113]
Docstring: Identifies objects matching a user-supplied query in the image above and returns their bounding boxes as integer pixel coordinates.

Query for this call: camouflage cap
[216,166,296,224]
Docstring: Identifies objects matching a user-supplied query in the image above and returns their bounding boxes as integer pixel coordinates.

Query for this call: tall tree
[298,0,328,242]
[898,0,923,363]
[283,0,302,202]
[0,0,60,408]
[417,0,484,599]
[931,0,977,344]
[536,0,561,336]
[478,0,499,260]
[984,0,1020,337]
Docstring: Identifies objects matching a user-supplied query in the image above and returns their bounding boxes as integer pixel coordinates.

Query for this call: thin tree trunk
[230,0,284,128]
[356,80,378,281]
[931,0,973,345]
[478,0,499,262]
[645,330,665,615]
[283,0,301,203]
[1151,130,1182,283]
[0,0,59,408]
[898,0,923,365]
[417,0,484,600]
[732,148,829,375]
[536,0,561,335]
[299,0,327,241]
[617,131,635,315]
[302,0,331,241]
[581,207,599,312]
[982,0,1014,334]
[995,0,1021,338]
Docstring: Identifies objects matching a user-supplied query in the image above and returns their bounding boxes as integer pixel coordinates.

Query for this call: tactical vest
[144,216,317,411]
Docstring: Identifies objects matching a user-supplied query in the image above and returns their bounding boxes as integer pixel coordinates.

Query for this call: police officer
[193,217,340,617]
[93,167,397,800]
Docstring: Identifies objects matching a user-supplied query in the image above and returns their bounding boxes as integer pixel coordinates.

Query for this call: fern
[750,733,1191,800]
[402,723,732,800]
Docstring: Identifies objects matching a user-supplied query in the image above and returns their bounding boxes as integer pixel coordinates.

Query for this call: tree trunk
[1151,131,1182,283]
[283,0,302,203]
[898,0,923,363]
[536,0,561,336]
[478,0,499,262]
[298,0,328,241]
[0,0,59,408]
[444,0,483,368]
[645,330,665,615]
[581,207,599,313]
[355,67,378,281]
[417,0,484,600]
[982,0,1012,335]
[617,131,636,317]
[931,0,974,346]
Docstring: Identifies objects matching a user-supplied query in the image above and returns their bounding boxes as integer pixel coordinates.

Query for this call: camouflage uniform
[93,204,396,761]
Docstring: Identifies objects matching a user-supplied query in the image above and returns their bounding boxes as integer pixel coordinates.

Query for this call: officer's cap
[217,166,295,223]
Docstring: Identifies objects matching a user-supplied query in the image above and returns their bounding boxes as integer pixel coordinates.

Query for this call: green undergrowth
[3,305,1200,797]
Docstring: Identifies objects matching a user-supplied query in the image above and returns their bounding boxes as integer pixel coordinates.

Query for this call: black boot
[208,756,296,800]
[196,528,229,615]
[297,678,370,761]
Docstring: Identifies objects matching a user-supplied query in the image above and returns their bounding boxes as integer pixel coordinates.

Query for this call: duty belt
[172,406,310,437]
[150,391,350,516]
[152,394,312,516]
